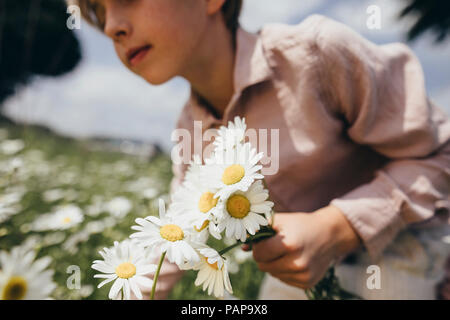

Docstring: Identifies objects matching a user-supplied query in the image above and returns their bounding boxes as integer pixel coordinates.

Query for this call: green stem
[150,251,166,300]
[245,231,276,243]
[218,231,276,256]
[218,241,242,256]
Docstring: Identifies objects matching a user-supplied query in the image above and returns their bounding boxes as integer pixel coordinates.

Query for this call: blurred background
[0,0,449,300]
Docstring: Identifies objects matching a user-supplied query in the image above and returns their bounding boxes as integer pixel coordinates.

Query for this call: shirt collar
[233,26,274,92]
[187,26,274,127]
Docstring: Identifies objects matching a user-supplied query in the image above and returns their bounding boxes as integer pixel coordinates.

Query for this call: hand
[249,205,361,289]
[130,257,184,300]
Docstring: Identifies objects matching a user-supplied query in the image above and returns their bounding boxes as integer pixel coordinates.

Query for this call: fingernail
[241,244,250,251]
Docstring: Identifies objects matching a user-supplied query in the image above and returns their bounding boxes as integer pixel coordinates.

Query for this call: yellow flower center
[160,224,184,242]
[198,192,219,213]
[63,217,71,224]
[221,164,245,185]
[115,262,136,279]
[194,220,210,232]
[204,258,221,271]
[227,194,251,219]
[2,276,27,300]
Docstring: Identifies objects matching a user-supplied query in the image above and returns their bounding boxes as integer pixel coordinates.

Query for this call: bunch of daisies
[92,116,276,299]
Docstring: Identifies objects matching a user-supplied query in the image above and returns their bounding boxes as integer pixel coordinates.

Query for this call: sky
[3,0,450,151]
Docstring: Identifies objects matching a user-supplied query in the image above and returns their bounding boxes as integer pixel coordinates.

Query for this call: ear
[205,0,226,15]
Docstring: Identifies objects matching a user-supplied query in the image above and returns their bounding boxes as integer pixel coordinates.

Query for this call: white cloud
[3,63,190,151]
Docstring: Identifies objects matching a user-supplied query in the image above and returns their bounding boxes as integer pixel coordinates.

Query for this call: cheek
[129,0,206,83]
[157,27,198,64]
[140,25,204,82]
[135,42,185,85]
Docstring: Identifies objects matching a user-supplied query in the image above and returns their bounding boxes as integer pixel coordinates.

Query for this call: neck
[180,15,236,119]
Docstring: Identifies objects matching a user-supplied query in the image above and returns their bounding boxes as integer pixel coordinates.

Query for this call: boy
[75,0,450,299]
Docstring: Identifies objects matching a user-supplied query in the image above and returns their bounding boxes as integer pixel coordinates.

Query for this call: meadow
[0,123,264,300]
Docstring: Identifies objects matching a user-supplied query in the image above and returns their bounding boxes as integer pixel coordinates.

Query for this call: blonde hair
[70,0,243,36]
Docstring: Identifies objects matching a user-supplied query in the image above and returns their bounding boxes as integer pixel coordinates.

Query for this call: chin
[141,70,175,86]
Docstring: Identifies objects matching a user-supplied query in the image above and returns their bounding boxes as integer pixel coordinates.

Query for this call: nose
[103,9,131,42]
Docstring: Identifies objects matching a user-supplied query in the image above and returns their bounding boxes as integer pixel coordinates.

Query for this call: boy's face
[97,0,209,85]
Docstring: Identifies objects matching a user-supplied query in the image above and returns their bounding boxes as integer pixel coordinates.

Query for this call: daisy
[190,246,233,298]
[0,244,56,300]
[169,154,223,241]
[0,139,25,155]
[31,213,54,231]
[189,227,212,244]
[142,188,158,199]
[0,205,21,223]
[91,240,156,300]
[217,180,273,242]
[213,116,247,151]
[6,157,23,174]
[51,205,84,230]
[42,188,65,203]
[32,205,83,231]
[204,142,264,200]
[170,172,224,240]
[130,198,200,266]
[0,189,24,223]
[105,197,132,218]
[181,153,204,186]
[0,191,24,206]
[85,196,105,217]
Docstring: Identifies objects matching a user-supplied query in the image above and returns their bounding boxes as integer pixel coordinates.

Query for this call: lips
[126,45,152,66]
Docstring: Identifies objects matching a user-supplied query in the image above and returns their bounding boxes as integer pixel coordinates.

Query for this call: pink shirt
[170,14,450,262]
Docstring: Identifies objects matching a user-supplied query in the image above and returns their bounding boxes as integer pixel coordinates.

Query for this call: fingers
[256,251,307,274]
[254,249,315,290]
[252,233,289,263]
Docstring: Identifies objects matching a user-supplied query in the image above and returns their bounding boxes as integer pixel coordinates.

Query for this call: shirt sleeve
[310,15,450,261]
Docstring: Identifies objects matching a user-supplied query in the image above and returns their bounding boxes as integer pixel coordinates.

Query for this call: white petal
[129,278,142,300]
[250,212,269,226]
[195,267,208,286]
[109,278,124,299]
[242,218,255,235]
[92,262,115,274]
[97,276,117,289]
[225,219,235,239]
[249,192,268,203]
[123,279,131,300]
[214,271,224,298]
[137,264,157,275]
[134,275,153,289]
